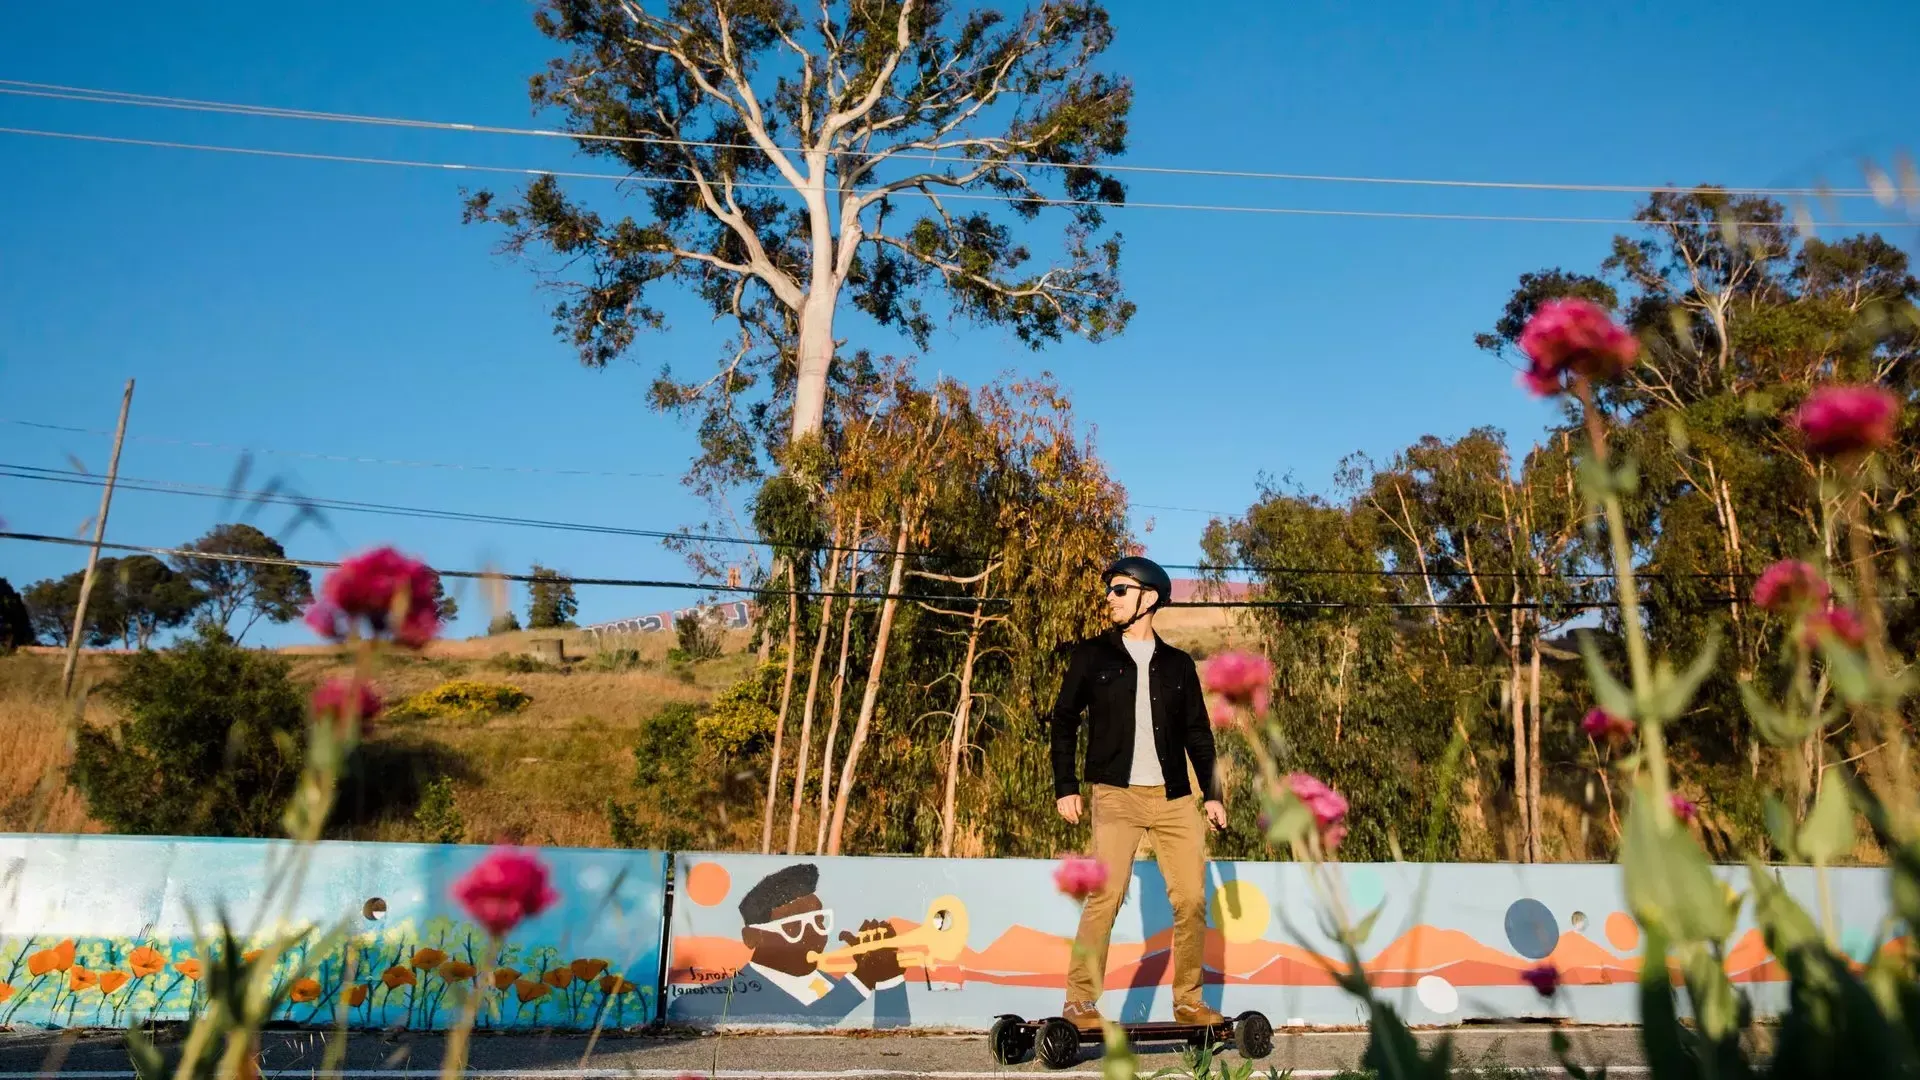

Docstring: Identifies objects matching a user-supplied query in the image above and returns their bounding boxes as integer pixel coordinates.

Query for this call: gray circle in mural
[1504,898,1559,959]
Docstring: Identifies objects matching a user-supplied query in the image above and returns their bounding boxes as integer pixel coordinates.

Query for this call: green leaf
[1576,456,1615,503]
[1100,1021,1137,1080]
[1349,900,1387,948]
[125,1022,166,1080]
[1578,631,1636,721]
[1740,679,1811,747]
[1798,781,1856,865]
[1819,637,1875,704]
[1616,458,1641,495]
[1636,932,1699,1080]
[1647,633,1721,724]
[1680,942,1742,1042]
[1763,794,1801,861]
[1264,798,1313,849]
[1748,861,1822,957]
[1622,782,1733,943]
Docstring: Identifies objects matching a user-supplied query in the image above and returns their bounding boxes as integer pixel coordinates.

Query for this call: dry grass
[0,608,1249,850]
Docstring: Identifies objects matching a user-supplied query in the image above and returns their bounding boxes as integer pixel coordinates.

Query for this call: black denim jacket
[1046,629,1220,802]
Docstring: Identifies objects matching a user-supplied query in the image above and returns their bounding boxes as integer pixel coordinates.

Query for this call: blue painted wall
[0,835,667,1031]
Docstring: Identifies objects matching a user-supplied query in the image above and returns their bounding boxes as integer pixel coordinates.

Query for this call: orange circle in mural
[1605,911,1640,951]
[684,861,731,907]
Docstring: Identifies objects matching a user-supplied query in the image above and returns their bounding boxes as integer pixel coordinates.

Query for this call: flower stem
[1574,380,1668,811]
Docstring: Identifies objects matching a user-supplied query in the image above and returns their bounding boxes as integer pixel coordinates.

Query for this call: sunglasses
[747,909,834,942]
[1107,583,1147,597]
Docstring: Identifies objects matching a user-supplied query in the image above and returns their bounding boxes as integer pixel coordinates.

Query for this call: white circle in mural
[1415,975,1459,1015]
[578,865,612,893]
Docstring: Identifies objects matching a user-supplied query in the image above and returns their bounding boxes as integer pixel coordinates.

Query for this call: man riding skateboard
[1048,554,1228,1033]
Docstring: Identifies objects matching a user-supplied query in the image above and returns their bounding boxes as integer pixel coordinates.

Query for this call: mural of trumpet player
[667,862,916,1027]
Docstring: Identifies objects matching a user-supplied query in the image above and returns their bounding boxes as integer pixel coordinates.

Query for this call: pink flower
[453,849,559,937]
[1669,793,1699,824]
[1793,385,1899,458]
[1053,856,1108,902]
[307,547,441,648]
[1580,708,1635,744]
[1201,652,1273,717]
[1286,772,1350,851]
[1517,299,1639,397]
[1520,963,1560,997]
[310,677,382,732]
[1752,560,1830,615]
[1802,605,1867,650]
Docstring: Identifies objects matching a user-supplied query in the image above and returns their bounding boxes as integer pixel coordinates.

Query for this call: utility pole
[61,379,135,696]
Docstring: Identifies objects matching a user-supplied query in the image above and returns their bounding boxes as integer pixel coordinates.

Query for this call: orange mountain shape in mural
[1364,927,1526,976]
[669,936,749,981]
[962,925,1077,974]
[1725,929,1778,982]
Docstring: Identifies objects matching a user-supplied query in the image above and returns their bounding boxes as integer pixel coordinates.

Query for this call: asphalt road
[0,1026,1650,1077]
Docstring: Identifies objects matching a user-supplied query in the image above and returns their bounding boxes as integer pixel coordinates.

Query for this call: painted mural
[583,601,753,638]
[663,853,1898,1029]
[0,835,668,1031]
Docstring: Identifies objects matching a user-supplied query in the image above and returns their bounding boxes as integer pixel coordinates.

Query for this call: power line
[1,416,1227,518]
[0,461,1761,585]
[0,529,1645,612]
[4,125,1911,229]
[0,79,1888,200]
[0,530,998,606]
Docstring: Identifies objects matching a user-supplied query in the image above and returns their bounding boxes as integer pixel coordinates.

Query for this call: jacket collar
[1099,626,1165,655]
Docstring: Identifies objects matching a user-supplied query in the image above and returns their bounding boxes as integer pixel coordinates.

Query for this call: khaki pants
[1066,784,1208,1007]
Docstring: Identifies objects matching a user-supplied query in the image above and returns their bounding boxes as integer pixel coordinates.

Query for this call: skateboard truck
[989,1011,1274,1070]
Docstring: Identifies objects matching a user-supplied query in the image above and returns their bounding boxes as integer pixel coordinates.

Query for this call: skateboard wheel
[1036,1017,1081,1070]
[1234,1011,1274,1059]
[988,1015,1032,1066]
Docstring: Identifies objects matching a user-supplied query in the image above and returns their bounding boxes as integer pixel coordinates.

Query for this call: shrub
[585,647,646,673]
[388,679,531,720]
[414,775,465,844]
[696,676,777,756]
[675,610,722,661]
[486,611,521,635]
[68,624,308,836]
[490,653,558,675]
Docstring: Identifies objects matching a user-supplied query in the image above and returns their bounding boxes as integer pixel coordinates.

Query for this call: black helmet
[1104,555,1172,611]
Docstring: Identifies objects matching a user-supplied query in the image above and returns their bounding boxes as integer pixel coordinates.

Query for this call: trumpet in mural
[808,895,967,975]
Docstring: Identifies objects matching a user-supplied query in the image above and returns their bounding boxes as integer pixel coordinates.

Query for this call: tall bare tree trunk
[1527,628,1544,863]
[759,559,802,853]
[816,535,865,854]
[826,516,910,856]
[939,569,992,857]
[788,519,850,853]
[1508,599,1532,862]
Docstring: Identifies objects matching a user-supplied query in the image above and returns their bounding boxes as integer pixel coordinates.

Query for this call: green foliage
[388,680,531,720]
[487,609,522,635]
[0,576,32,651]
[697,668,780,756]
[617,701,755,849]
[68,624,308,836]
[466,0,1134,482]
[526,564,578,629]
[490,652,560,675]
[431,576,459,624]
[585,646,646,672]
[674,610,722,662]
[413,775,465,843]
[172,523,313,641]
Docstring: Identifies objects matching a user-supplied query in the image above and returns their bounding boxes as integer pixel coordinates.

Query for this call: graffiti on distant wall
[0,837,668,1031]
[584,601,753,639]
[664,854,1897,1029]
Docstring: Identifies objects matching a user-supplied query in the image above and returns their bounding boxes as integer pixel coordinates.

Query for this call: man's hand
[1203,799,1228,831]
[846,920,904,987]
[1056,794,1083,824]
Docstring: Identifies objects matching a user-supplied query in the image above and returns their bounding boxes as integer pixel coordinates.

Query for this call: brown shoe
[1173,1002,1226,1026]
[1062,1000,1103,1032]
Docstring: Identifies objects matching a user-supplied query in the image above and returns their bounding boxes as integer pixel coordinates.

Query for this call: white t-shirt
[1123,637,1164,786]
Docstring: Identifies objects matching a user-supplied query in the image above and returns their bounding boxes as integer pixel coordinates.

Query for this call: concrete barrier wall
[663,853,1897,1030]
[0,836,1898,1032]
[0,835,668,1031]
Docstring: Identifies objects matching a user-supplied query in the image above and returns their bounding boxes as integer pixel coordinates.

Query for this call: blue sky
[2,0,1916,645]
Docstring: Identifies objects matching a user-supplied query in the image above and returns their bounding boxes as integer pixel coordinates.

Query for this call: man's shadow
[1114,860,1235,1024]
